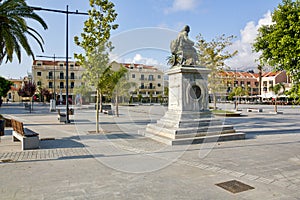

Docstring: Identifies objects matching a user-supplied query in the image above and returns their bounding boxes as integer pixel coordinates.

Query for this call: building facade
[32,60,85,103]
[4,76,33,102]
[111,62,165,102]
[216,70,291,101]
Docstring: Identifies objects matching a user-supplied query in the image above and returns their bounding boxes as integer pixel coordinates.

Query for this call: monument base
[145,110,245,145]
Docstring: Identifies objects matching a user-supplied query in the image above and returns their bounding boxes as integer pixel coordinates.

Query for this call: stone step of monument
[172,132,246,145]
[157,118,225,128]
[145,131,245,145]
[146,124,235,140]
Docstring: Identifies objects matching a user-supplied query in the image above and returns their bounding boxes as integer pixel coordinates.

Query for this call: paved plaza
[0,103,300,199]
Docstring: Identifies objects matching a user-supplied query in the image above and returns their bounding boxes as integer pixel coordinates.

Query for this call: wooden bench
[247,108,263,113]
[11,119,39,150]
[102,105,112,115]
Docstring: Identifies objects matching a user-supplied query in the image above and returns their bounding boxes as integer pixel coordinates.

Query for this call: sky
[0,0,283,79]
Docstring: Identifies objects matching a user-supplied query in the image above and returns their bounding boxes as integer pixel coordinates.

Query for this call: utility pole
[31,5,88,123]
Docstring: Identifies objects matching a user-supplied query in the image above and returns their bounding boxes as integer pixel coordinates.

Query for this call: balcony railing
[139,86,156,89]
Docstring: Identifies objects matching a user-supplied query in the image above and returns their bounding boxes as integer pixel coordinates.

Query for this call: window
[157,83,161,87]
[37,62,42,66]
[132,74,135,79]
[149,83,153,89]
[70,64,74,68]
[49,82,53,88]
[48,72,53,79]
[234,81,238,87]
[140,83,144,89]
[60,82,64,88]
[269,80,273,87]
[37,72,42,76]
[60,72,64,79]
[158,75,161,79]
[37,81,41,86]
[149,75,154,81]
[247,81,251,86]
[70,72,75,79]
[59,63,64,68]
[71,82,75,88]
[255,82,259,87]
[141,74,144,80]
[263,81,267,86]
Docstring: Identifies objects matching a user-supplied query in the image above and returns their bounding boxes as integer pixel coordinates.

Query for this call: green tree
[0,0,48,64]
[229,86,248,111]
[74,0,118,133]
[253,0,300,95]
[73,84,91,104]
[269,83,285,113]
[196,34,237,110]
[0,76,12,97]
[137,94,142,103]
[108,67,128,117]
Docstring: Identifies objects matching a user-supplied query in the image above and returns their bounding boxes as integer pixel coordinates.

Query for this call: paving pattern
[1,103,300,199]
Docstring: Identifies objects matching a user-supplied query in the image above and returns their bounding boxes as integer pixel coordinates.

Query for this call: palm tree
[269,83,285,113]
[0,0,48,64]
[230,86,248,111]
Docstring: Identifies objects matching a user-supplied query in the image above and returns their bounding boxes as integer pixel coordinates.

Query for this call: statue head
[181,25,190,34]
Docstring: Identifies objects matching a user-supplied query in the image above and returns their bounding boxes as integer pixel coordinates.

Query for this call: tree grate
[216,180,254,194]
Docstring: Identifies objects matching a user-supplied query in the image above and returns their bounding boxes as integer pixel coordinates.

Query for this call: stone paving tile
[0,148,89,162]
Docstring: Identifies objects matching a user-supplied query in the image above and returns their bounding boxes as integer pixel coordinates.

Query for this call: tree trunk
[96,89,100,133]
[99,92,103,113]
[213,93,217,110]
[115,90,119,117]
[274,98,278,113]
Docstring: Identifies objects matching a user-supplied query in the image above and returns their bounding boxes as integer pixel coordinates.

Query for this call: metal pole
[53,54,56,101]
[66,5,70,123]
[31,5,88,123]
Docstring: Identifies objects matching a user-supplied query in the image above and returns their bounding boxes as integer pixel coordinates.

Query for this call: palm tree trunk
[275,98,278,113]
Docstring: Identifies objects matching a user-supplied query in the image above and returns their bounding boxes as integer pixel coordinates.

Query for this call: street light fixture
[31,5,88,123]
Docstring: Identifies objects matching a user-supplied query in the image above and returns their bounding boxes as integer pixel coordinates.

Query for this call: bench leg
[22,136,40,150]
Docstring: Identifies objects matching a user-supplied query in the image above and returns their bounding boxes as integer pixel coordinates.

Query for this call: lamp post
[31,5,88,123]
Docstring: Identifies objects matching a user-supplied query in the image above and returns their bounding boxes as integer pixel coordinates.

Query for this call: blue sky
[0,0,283,79]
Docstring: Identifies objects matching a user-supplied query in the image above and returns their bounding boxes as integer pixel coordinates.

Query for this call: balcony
[139,86,156,90]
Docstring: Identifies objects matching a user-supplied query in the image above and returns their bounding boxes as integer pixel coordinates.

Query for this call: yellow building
[32,60,85,103]
[111,61,165,102]
[4,76,32,102]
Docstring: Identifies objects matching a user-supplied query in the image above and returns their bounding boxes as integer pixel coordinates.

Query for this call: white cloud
[165,0,200,14]
[123,54,160,66]
[226,11,273,71]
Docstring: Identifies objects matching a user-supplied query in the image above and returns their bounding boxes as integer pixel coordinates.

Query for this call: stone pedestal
[146,65,245,145]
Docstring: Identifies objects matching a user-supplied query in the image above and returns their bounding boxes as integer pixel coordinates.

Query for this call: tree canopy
[196,33,237,109]
[18,81,36,97]
[253,0,300,84]
[0,76,13,97]
[0,0,48,64]
[74,0,118,132]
